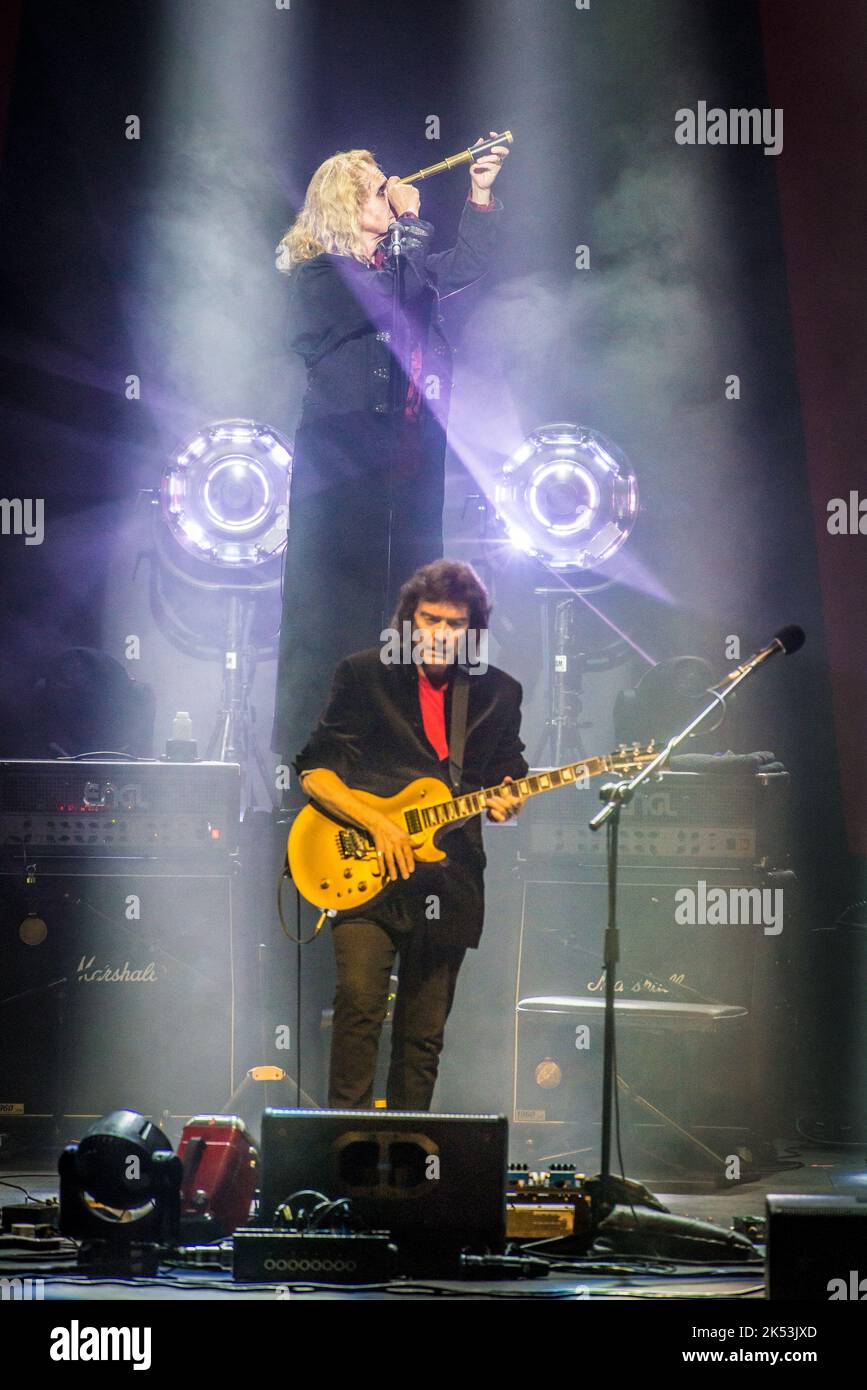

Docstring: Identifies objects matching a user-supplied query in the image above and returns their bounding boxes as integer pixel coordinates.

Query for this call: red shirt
[418,667,449,761]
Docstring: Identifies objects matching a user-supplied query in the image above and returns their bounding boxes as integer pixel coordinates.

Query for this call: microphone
[711,624,805,693]
[387,221,404,257]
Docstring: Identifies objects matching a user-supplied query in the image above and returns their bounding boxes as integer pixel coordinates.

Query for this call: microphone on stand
[710,624,806,694]
[387,221,404,258]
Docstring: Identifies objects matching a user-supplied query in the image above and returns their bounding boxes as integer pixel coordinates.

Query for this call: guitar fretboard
[404,757,613,834]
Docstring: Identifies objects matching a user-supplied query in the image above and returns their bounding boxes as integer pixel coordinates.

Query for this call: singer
[271,136,509,772]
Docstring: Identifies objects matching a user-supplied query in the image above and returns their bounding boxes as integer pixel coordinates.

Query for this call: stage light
[150,420,292,809]
[614,655,716,745]
[494,424,639,570]
[161,419,291,569]
[59,1110,183,1273]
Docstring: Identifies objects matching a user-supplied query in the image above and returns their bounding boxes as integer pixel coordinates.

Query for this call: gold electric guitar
[287,744,655,915]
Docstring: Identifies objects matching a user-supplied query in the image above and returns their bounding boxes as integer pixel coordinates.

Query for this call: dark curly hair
[390,559,491,633]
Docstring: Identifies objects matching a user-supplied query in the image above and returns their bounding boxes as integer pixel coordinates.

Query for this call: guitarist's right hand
[366,811,416,883]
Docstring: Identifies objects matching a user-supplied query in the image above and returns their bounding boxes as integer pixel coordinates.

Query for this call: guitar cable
[276,862,328,945]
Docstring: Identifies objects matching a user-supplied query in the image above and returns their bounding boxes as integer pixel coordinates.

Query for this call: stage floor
[1,1137,862,1301]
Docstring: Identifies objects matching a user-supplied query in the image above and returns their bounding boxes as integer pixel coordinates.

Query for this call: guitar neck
[411,757,614,831]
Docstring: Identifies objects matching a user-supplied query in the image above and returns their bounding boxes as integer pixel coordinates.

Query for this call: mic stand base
[585,780,724,1247]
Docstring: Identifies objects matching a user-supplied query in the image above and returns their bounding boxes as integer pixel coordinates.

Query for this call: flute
[397,130,513,184]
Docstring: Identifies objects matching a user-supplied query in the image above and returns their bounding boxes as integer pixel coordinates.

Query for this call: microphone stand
[587,646,791,1225]
[383,220,407,628]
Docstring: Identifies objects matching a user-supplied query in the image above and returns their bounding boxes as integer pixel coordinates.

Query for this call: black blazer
[293,646,528,949]
[288,198,504,422]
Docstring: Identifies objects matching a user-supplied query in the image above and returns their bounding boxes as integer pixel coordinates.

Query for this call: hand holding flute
[396,128,512,193]
[468,130,511,203]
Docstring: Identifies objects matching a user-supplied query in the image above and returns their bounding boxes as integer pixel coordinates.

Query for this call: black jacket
[293,646,528,950]
[288,197,504,421]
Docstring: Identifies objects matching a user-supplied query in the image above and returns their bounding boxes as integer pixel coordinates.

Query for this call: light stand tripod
[533,584,634,767]
[534,588,590,765]
[205,592,278,812]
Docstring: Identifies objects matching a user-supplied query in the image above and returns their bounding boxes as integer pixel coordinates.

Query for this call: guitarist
[293,559,528,1111]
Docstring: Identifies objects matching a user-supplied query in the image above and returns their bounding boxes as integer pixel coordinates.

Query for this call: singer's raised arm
[424,196,504,299]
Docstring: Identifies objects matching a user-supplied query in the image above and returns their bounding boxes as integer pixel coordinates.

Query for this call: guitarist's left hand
[484,775,524,823]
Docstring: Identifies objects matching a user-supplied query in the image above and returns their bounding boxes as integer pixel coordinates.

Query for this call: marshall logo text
[77,956,158,984]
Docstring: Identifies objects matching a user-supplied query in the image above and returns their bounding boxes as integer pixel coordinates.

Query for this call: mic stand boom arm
[590,626,800,830]
[586,627,803,1220]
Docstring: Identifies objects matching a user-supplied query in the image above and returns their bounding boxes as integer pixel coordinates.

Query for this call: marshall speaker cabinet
[0,760,240,1148]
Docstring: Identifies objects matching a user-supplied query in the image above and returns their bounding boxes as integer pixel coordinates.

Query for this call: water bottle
[165,710,198,761]
[172,711,193,742]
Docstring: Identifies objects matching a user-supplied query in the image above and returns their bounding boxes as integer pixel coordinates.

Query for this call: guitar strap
[448,670,470,795]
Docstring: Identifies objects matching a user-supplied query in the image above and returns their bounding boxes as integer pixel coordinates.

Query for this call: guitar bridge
[336,827,373,860]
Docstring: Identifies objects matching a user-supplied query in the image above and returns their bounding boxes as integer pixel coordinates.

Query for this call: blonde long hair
[276,149,379,273]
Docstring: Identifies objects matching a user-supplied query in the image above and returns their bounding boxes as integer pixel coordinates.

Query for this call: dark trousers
[329,918,466,1111]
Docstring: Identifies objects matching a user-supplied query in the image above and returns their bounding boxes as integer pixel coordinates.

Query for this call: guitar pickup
[337,828,372,859]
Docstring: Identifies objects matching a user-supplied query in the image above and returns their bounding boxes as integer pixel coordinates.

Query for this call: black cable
[610,1031,648,1249]
[0,1270,762,1297]
[795,1116,867,1147]
[272,1189,332,1228]
[296,876,302,1107]
[58,750,140,761]
[307,1198,353,1231]
[276,865,323,944]
[521,1251,762,1272]
[0,1174,57,1179]
[0,1180,45,1201]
